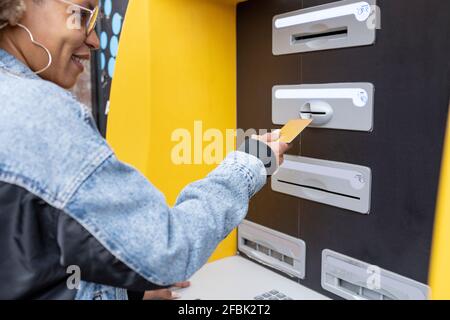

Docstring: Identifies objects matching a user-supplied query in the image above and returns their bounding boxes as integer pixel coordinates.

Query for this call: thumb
[266,129,281,142]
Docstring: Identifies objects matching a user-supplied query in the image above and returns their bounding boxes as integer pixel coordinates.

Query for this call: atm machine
[232,0,450,300]
[100,0,450,300]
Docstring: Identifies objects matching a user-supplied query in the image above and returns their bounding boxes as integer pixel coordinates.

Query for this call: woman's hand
[252,130,291,166]
[143,281,191,300]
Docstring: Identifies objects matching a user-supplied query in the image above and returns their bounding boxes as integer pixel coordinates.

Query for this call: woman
[0,0,290,300]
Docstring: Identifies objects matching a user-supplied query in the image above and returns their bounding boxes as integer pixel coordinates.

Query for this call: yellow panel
[107,0,152,175]
[429,110,450,300]
[108,0,241,263]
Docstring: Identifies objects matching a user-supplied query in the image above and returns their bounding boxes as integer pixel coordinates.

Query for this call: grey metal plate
[322,249,430,300]
[238,220,306,279]
[273,0,377,55]
[272,83,374,132]
[272,155,371,214]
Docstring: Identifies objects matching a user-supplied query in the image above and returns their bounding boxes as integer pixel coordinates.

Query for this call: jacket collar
[0,48,39,79]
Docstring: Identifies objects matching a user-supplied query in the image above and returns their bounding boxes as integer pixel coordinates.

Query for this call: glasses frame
[58,0,99,36]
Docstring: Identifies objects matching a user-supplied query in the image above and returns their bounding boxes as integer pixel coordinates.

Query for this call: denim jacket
[0,49,267,300]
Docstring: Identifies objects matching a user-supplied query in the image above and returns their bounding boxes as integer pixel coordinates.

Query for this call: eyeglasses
[58,0,99,36]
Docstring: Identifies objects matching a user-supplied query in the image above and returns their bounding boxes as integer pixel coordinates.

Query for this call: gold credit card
[279,119,312,143]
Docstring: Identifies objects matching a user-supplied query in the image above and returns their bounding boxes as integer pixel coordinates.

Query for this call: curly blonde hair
[0,0,26,27]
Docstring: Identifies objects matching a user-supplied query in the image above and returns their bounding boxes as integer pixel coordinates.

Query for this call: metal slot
[277,180,361,200]
[238,220,306,279]
[273,83,374,132]
[339,278,361,295]
[272,155,371,214]
[292,27,348,44]
[301,112,326,116]
[322,250,430,300]
[273,0,377,55]
[245,241,296,267]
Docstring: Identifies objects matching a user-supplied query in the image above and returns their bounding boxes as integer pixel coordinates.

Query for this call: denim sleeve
[238,138,279,176]
[63,151,266,286]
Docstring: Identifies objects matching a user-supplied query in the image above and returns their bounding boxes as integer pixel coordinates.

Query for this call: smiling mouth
[71,54,89,72]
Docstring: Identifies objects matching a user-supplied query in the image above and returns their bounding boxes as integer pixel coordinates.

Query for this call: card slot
[291,27,348,44]
[277,179,361,200]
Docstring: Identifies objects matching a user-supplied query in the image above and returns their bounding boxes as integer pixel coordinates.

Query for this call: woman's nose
[86,31,100,50]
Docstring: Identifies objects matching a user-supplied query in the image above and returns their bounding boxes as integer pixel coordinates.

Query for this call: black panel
[237,0,302,237]
[91,0,129,137]
[237,0,450,299]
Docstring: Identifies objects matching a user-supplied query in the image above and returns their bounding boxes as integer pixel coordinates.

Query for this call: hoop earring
[16,23,52,75]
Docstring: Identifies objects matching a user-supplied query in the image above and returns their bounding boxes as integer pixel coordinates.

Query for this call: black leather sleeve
[238,138,278,176]
[0,181,167,299]
[127,291,146,300]
[56,212,167,292]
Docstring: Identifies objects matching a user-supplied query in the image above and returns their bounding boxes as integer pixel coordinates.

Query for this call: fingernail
[171,291,181,299]
[273,129,281,138]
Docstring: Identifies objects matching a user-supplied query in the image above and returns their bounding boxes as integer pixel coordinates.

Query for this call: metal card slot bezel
[272,155,372,214]
[272,83,375,132]
[238,220,306,279]
[321,249,430,300]
[273,0,377,55]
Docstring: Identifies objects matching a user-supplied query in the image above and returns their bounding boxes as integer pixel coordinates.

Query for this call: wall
[107,0,242,262]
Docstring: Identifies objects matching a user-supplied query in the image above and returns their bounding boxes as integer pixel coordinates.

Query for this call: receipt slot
[272,155,372,214]
[273,0,378,55]
[273,83,374,132]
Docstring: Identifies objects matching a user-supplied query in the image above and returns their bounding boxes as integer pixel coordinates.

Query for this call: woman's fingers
[253,129,281,143]
[143,289,176,300]
[269,141,291,166]
[264,129,281,142]
[279,141,291,154]
[250,130,292,166]
[143,281,191,300]
[172,281,191,289]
